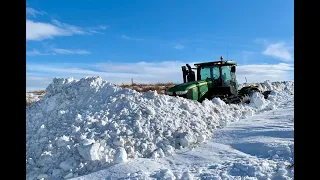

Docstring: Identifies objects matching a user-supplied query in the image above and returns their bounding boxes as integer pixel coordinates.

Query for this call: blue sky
[26,0,294,91]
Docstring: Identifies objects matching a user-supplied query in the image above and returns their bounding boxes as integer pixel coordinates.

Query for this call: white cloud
[121,34,143,41]
[121,34,130,40]
[99,25,109,30]
[26,7,45,17]
[262,42,293,61]
[26,20,70,41]
[51,19,87,35]
[26,48,91,56]
[53,48,91,55]
[174,44,184,50]
[26,10,108,41]
[26,49,49,56]
[27,61,293,90]
[236,63,293,83]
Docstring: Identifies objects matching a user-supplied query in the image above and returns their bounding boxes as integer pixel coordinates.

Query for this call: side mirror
[231,66,236,73]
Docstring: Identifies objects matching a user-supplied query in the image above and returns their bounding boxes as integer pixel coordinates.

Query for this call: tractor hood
[166,80,207,95]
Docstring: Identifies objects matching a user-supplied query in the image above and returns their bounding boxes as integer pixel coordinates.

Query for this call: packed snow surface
[72,98,293,180]
[26,77,293,179]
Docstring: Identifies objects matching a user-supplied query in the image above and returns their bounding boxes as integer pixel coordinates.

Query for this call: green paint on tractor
[166,57,270,104]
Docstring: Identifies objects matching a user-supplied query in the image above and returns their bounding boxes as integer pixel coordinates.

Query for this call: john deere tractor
[166,56,270,104]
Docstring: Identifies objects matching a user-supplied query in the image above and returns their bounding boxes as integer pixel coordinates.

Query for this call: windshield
[200,66,220,80]
[222,66,231,81]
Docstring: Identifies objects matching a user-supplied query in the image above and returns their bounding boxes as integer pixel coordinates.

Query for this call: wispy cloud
[121,34,143,41]
[99,25,108,30]
[262,42,293,61]
[26,19,108,41]
[53,48,91,55]
[255,38,293,61]
[27,61,293,90]
[121,35,130,40]
[26,7,46,17]
[87,25,109,34]
[26,20,70,41]
[26,49,49,56]
[26,48,91,56]
[51,19,87,35]
[174,44,184,50]
[26,7,108,41]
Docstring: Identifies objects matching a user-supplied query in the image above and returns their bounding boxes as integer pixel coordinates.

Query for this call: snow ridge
[26,77,293,179]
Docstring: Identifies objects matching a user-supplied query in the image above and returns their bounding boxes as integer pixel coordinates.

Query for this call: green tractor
[166,56,270,104]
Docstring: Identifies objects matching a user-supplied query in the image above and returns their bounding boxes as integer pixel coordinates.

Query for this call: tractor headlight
[175,90,188,95]
[166,91,173,95]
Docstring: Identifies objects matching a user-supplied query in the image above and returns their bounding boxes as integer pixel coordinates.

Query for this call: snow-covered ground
[71,97,293,180]
[26,77,293,180]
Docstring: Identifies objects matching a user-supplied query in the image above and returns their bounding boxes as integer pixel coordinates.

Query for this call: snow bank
[26,77,293,179]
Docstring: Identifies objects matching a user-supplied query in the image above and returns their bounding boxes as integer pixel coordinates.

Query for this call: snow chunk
[179,132,196,147]
[197,134,206,143]
[153,169,176,180]
[113,147,128,163]
[59,159,75,171]
[56,135,71,147]
[113,137,125,147]
[77,142,101,161]
[250,92,266,109]
[212,97,226,106]
[36,174,48,180]
[181,171,194,180]
[52,169,62,177]
[64,172,74,179]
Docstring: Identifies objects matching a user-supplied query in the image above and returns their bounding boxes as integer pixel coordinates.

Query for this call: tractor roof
[194,60,237,67]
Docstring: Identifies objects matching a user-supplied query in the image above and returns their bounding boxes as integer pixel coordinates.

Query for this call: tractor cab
[181,56,238,97]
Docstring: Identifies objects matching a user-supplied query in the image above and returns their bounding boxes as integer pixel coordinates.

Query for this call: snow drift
[26,77,293,179]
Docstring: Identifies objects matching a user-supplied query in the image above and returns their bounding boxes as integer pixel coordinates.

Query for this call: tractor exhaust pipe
[182,66,187,83]
[186,64,195,82]
[186,64,192,72]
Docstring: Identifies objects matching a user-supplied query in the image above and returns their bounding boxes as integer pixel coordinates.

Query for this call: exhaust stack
[181,66,187,83]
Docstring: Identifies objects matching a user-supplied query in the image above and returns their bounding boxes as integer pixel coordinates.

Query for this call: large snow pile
[26,77,293,179]
[70,98,294,180]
